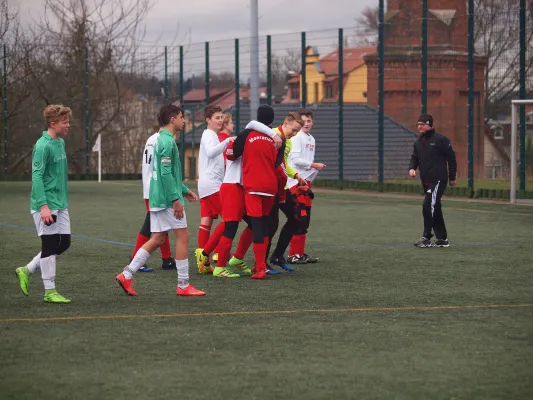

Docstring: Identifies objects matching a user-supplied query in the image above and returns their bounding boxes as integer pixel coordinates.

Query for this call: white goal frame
[510,99,533,204]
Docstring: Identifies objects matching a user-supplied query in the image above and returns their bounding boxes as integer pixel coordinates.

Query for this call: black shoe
[270,256,295,272]
[414,237,434,248]
[302,253,319,263]
[161,257,176,270]
[434,239,450,248]
[287,255,307,264]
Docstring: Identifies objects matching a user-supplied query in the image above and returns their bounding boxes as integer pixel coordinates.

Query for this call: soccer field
[1,181,532,400]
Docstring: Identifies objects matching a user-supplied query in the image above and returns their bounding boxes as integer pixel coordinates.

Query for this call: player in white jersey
[194,109,283,277]
[197,110,281,277]
[129,128,175,272]
[195,105,234,274]
[286,109,326,264]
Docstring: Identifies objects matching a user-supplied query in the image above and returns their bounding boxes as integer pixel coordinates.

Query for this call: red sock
[253,242,266,270]
[204,222,225,254]
[234,227,253,259]
[198,224,211,248]
[289,234,305,257]
[159,235,172,259]
[300,233,307,255]
[216,236,233,267]
[132,233,150,259]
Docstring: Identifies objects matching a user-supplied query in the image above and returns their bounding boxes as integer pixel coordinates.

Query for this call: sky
[13,0,378,45]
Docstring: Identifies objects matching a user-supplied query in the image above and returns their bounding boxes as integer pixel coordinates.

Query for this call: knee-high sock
[40,255,56,290]
[203,222,225,255]
[198,224,211,248]
[159,235,172,259]
[124,248,150,279]
[234,227,253,260]
[27,252,41,273]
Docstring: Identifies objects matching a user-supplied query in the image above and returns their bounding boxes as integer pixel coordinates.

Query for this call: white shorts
[31,209,71,236]
[150,208,187,232]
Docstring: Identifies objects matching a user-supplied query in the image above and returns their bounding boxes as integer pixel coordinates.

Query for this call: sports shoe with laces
[302,253,319,263]
[287,254,307,264]
[213,266,240,278]
[195,248,211,274]
[228,256,252,275]
[43,290,71,303]
[176,284,206,296]
[434,239,450,247]
[15,266,31,296]
[414,237,434,248]
[266,264,281,275]
[116,272,138,296]
[270,256,294,272]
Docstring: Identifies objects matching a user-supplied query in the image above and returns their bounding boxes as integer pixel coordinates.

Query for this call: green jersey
[149,129,190,210]
[30,131,68,211]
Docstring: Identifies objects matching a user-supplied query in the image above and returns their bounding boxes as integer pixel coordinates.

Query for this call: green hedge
[312,179,533,200]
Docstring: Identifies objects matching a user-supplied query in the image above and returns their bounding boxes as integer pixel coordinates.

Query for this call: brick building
[365,0,487,178]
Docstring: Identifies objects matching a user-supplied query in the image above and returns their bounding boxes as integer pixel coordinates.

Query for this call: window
[493,126,504,140]
[290,85,300,100]
[324,83,334,99]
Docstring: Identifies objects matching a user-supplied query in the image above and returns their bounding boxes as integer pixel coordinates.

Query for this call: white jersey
[287,130,319,188]
[198,129,230,198]
[142,131,160,199]
[222,120,277,185]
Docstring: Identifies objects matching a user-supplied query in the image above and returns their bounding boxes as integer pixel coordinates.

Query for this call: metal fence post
[3,44,7,177]
[421,0,428,114]
[378,0,385,185]
[338,28,344,184]
[179,46,185,173]
[205,42,210,105]
[235,39,240,133]
[467,0,475,193]
[267,35,272,106]
[519,0,527,190]
[164,46,169,104]
[84,45,89,176]
[301,32,307,108]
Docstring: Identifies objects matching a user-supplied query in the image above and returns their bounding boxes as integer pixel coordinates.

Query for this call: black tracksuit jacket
[409,129,457,183]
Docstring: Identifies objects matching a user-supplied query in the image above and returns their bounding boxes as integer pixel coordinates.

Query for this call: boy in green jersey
[15,105,73,303]
[116,104,206,296]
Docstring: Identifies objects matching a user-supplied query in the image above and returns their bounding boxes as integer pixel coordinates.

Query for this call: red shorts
[200,192,221,218]
[144,198,150,212]
[290,181,313,207]
[245,193,276,217]
[220,183,245,222]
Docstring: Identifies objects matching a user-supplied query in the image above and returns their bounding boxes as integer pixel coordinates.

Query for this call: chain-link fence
[1,0,531,195]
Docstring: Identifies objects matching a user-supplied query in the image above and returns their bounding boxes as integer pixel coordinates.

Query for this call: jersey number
[144,150,152,165]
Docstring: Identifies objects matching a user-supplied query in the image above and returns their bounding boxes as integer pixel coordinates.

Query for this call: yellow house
[283,46,374,104]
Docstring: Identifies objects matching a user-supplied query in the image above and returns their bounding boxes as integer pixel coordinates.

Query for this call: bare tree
[6,0,165,174]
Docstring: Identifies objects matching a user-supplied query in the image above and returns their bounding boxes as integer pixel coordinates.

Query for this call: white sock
[27,252,41,274]
[40,255,56,290]
[176,259,189,289]
[124,248,150,279]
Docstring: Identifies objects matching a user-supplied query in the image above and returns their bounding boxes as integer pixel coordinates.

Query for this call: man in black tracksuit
[409,114,457,248]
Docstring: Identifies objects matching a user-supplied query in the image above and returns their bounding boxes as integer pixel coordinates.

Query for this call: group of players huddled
[15,103,325,302]
[120,103,326,295]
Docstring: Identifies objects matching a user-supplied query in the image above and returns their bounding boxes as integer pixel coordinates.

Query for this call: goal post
[510,99,532,204]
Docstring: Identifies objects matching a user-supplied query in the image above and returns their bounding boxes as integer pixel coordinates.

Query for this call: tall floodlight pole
[250,0,259,115]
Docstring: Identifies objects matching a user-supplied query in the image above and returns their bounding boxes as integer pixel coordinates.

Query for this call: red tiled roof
[319,46,375,76]
[183,88,232,102]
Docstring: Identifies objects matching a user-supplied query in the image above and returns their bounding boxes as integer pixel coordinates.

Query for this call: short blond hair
[284,111,303,127]
[221,113,232,131]
[43,104,72,126]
